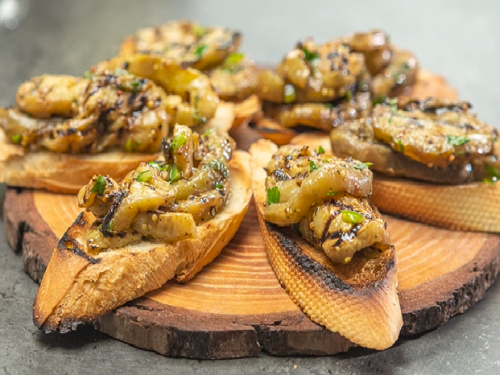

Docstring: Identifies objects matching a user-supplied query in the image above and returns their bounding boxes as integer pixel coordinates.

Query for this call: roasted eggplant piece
[209,53,258,101]
[2,72,169,153]
[330,98,500,184]
[78,124,235,252]
[119,20,241,71]
[263,144,390,263]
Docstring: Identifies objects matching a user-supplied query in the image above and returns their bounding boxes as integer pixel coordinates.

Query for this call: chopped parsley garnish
[91,175,107,195]
[193,24,205,38]
[317,145,325,154]
[397,139,405,152]
[301,46,319,62]
[226,52,244,66]
[194,44,207,58]
[136,170,153,183]
[208,159,228,178]
[446,135,470,146]
[107,220,114,232]
[124,139,140,152]
[203,128,214,137]
[327,191,338,196]
[148,161,169,171]
[389,98,398,112]
[324,103,333,109]
[345,90,352,102]
[341,210,364,225]
[131,78,142,93]
[353,162,373,170]
[216,183,224,190]
[309,160,319,173]
[83,70,93,79]
[484,164,500,185]
[171,132,188,152]
[372,96,387,106]
[11,134,22,144]
[72,98,78,105]
[284,84,296,103]
[113,68,130,76]
[169,164,182,183]
[192,93,200,122]
[483,178,496,186]
[267,186,280,205]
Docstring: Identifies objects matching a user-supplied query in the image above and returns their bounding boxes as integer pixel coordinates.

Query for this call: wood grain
[5,178,500,357]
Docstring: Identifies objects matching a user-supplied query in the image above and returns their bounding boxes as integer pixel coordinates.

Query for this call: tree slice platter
[5,185,500,359]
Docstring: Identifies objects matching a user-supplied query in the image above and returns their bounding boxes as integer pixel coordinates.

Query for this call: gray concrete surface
[1,1,500,374]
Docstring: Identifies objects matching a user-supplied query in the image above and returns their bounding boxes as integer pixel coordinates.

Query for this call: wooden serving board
[5,184,500,359]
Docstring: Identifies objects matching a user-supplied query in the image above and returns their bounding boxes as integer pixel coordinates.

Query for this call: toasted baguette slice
[253,70,458,145]
[0,103,234,194]
[33,150,252,332]
[290,134,500,233]
[249,139,402,350]
[231,95,261,128]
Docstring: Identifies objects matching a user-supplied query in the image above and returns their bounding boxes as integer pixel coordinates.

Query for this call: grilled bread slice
[33,149,252,332]
[0,102,234,194]
[249,139,402,350]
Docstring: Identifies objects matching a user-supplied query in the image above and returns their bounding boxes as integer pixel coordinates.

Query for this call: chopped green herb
[171,132,188,152]
[193,24,205,38]
[397,139,405,153]
[388,116,393,123]
[216,183,224,190]
[169,164,182,182]
[484,164,500,184]
[389,98,398,112]
[284,84,296,103]
[113,68,130,76]
[208,159,228,178]
[486,165,500,179]
[327,191,338,196]
[324,103,333,109]
[446,135,470,146]
[83,70,93,79]
[309,160,319,173]
[107,220,115,232]
[341,210,364,224]
[301,46,319,62]
[226,52,244,66]
[11,134,22,144]
[131,78,142,93]
[353,162,373,170]
[345,90,352,102]
[148,161,169,171]
[194,44,207,58]
[317,145,325,155]
[267,186,280,205]
[72,98,78,105]
[372,96,387,106]
[483,178,496,186]
[91,175,107,195]
[203,128,215,137]
[124,139,133,152]
[192,93,200,122]
[136,170,153,183]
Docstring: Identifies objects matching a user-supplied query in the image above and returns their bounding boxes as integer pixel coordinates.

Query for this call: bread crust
[0,103,234,194]
[33,150,252,332]
[249,139,402,350]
